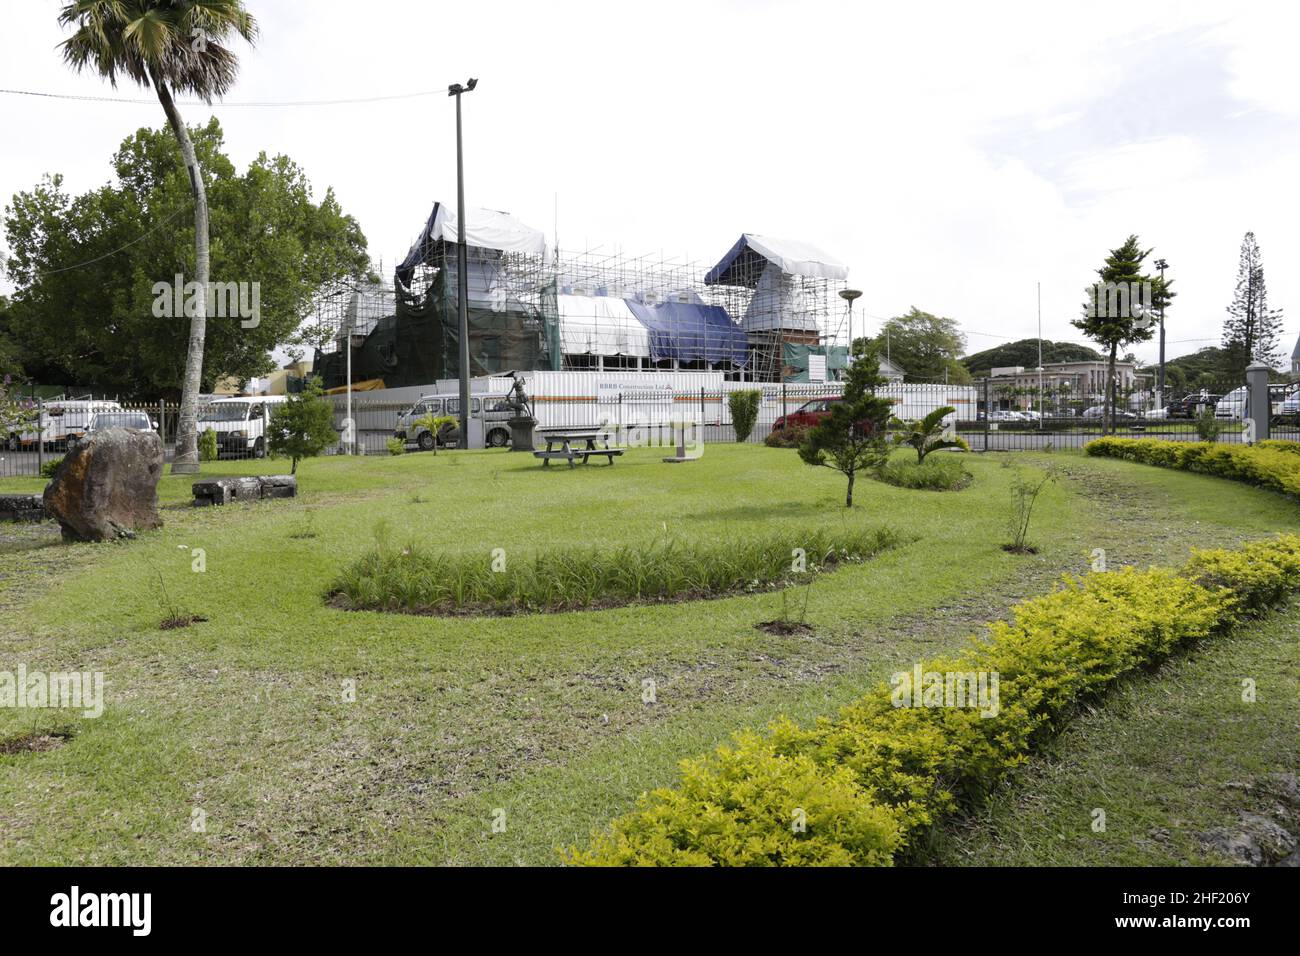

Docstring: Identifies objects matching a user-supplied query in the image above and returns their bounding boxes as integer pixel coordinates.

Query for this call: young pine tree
[1072,235,1173,435]
[798,350,893,507]
[268,378,338,475]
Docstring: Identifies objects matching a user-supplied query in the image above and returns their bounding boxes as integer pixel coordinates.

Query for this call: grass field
[2,444,1297,865]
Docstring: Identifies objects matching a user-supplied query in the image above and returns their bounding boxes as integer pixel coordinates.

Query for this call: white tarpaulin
[556,295,651,357]
[742,262,822,332]
[705,233,849,285]
[430,205,548,256]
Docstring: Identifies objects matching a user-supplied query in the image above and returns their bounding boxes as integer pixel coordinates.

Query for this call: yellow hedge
[564,535,1300,866]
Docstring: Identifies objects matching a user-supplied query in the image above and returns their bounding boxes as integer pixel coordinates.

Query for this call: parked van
[1215,387,1247,420]
[9,400,124,451]
[197,396,288,459]
[394,392,512,450]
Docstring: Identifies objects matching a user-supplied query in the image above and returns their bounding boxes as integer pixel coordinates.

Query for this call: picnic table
[533,429,625,468]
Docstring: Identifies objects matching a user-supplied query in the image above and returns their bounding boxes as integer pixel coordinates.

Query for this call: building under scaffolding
[312,203,856,390]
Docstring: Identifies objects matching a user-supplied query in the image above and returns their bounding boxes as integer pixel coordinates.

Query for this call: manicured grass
[2,444,1298,864]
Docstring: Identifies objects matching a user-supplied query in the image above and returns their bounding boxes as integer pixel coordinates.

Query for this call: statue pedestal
[509,416,536,452]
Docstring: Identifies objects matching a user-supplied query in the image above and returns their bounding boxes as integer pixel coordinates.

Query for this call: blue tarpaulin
[625,300,750,366]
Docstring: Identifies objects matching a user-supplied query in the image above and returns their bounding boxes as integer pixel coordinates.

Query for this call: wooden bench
[533,430,624,468]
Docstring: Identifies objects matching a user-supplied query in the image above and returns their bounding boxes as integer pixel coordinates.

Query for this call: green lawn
[1,444,1297,865]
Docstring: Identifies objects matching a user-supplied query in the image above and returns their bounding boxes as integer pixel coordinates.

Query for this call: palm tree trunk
[152,72,207,476]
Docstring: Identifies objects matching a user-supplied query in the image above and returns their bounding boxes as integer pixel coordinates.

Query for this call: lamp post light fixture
[449,77,478,445]
[839,289,862,359]
[1154,257,1168,411]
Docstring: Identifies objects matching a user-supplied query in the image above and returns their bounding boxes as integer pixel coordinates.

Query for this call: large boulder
[43,429,164,541]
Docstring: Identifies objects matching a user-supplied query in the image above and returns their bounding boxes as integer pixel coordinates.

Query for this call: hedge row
[564,535,1300,866]
[1085,437,1300,496]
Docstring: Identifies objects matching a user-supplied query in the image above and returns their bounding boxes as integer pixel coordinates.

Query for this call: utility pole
[449,78,478,446]
[1037,281,1044,428]
[1154,258,1168,410]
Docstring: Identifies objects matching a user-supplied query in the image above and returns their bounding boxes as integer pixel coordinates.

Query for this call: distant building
[983,359,1148,410]
[1291,334,1300,379]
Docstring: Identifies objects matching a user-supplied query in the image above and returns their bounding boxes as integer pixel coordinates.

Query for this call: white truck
[197,396,288,459]
[6,399,124,451]
[394,392,513,451]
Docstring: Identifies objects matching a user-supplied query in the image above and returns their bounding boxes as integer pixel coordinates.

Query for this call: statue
[504,371,536,452]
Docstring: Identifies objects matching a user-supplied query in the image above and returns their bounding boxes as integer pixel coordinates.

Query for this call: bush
[875,455,971,491]
[1195,409,1222,442]
[1085,437,1300,497]
[764,424,809,448]
[268,378,337,474]
[728,389,762,444]
[39,456,63,479]
[331,525,903,616]
[385,437,405,456]
[564,535,1300,866]
[199,428,219,462]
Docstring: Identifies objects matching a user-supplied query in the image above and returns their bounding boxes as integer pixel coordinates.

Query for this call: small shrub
[199,428,219,462]
[39,457,64,479]
[876,456,971,491]
[765,424,809,448]
[385,437,406,456]
[1195,409,1222,443]
[1003,469,1054,554]
[728,389,762,443]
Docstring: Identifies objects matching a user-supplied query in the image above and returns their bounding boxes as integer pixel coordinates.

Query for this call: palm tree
[58,1,257,474]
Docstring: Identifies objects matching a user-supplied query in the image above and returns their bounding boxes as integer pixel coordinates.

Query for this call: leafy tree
[1,374,39,447]
[728,389,761,443]
[890,406,967,462]
[867,308,970,384]
[267,377,337,474]
[57,0,258,475]
[1222,232,1284,383]
[3,123,369,399]
[798,350,893,507]
[1071,235,1172,435]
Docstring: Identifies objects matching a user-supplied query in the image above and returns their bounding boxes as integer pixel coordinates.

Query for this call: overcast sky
[2,0,1298,366]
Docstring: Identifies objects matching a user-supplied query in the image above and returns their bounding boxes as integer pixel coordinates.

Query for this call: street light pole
[449,78,478,446]
[1154,258,1168,411]
[839,289,862,369]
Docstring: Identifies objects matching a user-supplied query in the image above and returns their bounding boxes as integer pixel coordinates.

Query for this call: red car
[772,398,843,431]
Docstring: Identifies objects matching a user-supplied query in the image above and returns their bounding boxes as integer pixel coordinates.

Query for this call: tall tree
[865,308,971,384]
[1072,235,1173,435]
[1222,232,1284,383]
[3,123,369,396]
[58,0,257,474]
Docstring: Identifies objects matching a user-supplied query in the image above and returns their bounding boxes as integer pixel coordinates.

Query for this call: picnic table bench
[533,429,624,468]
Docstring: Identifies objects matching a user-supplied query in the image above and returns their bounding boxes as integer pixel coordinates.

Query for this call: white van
[9,400,124,451]
[198,395,288,459]
[394,392,512,450]
[1215,386,1247,421]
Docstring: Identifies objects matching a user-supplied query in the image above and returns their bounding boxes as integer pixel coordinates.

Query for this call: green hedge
[564,535,1300,866]
[1085,437,1300,497]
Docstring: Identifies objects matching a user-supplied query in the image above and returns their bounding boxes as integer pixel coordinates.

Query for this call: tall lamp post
[839,289,862,368]
[1154,258,1168,411]
[449,78,478,445]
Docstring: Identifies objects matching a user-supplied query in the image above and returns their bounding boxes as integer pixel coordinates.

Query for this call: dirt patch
[0,729,75,755]
[755,620,814,635]
[1000,544,1039,555]
[160,614,208,630]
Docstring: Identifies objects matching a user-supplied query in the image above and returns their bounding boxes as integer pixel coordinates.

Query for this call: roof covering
[556,295,651,357]
[625,300,750,366]
[396,202,547,288]
[705,234,849,286]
